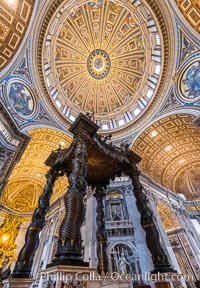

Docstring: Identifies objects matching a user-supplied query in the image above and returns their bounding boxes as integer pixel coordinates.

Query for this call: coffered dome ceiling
[34,0,175,135]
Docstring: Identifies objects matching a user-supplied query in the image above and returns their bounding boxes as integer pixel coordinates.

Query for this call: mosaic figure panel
[7,81,35,117]
[178,60,200,101]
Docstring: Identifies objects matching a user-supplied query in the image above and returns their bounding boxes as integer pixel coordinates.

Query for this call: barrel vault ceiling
[175,0,200,34]
[1,128,71,212]
[0,0,34,70]
[158,203,181,232]
[132,114,200,199]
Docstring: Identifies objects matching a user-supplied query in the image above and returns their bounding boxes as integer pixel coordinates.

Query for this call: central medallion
[94,58,104,71]
[87,49,111,80]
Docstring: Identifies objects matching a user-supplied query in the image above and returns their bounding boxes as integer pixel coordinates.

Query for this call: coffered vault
[174,0,200,34]
[1,128,71,212]
[158,204,181,232]
[0,0,34,70]
[132,114,200,199]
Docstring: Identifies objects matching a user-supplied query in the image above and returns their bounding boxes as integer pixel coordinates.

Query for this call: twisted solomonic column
[128,166,176,274]
[52,136,88,266]
[12,168,58,278]
[95,185,108,275]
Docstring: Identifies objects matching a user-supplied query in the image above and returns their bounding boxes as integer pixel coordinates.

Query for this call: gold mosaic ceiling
[0,0,34,70]
[132,114,200,199]
[1,128,72,213]
[175,0,200,33]
[42,0,164,132]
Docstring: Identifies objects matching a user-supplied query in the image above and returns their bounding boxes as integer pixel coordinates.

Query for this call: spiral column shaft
[12,169,58,278]
[129,167,175,273]
[53,136,88,266]
[95,185,108,275]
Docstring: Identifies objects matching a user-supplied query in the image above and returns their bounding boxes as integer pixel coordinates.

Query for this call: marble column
[149,197,187,287]
[125,189,153,275]
[82,193,97,268]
